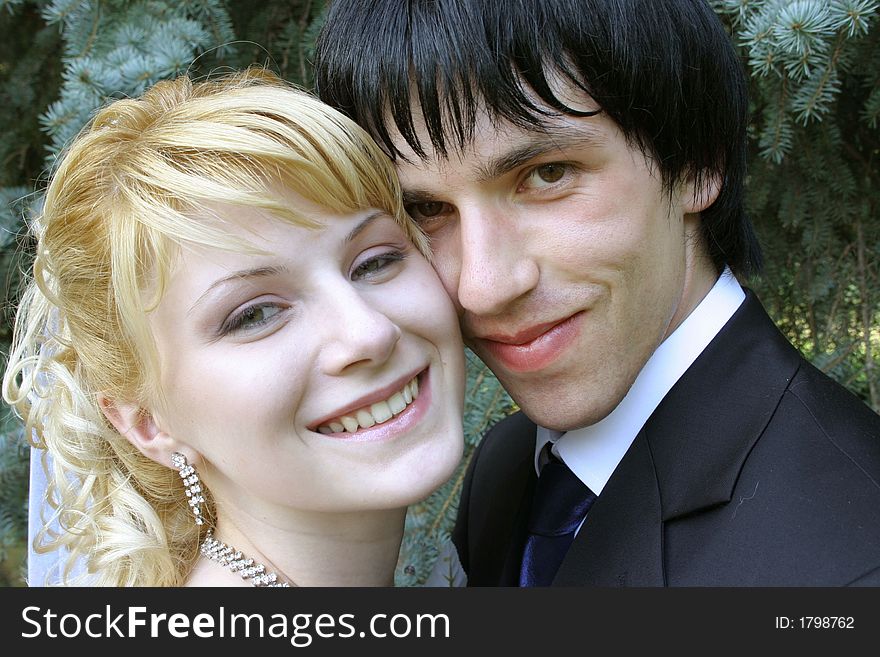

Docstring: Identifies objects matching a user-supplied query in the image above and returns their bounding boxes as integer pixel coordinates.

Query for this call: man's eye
[519,163,576,193]
[534,163,567,183]
[406,201,450,220]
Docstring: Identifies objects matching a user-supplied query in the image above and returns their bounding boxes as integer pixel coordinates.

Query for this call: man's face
[392,93,719,431]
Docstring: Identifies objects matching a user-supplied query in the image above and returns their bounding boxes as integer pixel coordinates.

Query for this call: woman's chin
[396,437,464,505]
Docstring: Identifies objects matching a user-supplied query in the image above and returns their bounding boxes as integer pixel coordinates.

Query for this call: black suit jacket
[453,292,880,586]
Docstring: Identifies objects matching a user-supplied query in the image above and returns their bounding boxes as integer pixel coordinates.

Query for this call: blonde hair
[3,68,428,586]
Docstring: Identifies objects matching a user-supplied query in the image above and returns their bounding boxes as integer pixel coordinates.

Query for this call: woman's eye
[352,251,405,280]
[222,303,282,334]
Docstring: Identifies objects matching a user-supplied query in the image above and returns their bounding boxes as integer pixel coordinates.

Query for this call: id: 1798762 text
[775,616,854,629]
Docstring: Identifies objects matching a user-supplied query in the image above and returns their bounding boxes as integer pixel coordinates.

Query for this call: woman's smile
[312,368,425,436]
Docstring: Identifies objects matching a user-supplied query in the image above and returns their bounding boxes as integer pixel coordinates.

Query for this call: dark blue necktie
[519,451,597,587]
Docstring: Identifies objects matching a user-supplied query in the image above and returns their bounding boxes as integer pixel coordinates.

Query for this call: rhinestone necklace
[200,530,292,587]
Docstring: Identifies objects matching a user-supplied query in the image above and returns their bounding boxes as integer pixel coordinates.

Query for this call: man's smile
[473,311,585,373]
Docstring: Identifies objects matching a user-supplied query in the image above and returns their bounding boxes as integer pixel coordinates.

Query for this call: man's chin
[507,390,616,432]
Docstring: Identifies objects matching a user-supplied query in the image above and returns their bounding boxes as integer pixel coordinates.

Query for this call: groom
[315,0,880,585]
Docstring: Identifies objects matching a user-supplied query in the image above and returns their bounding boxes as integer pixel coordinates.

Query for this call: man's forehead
[385,73,603,166]
[386,104,608,176]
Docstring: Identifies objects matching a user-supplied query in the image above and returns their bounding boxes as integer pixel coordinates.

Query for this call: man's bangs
[318,2,597,163]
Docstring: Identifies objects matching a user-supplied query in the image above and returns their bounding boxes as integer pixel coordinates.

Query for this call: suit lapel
[646,291,801,520]
[555,428,665,585]
[497,473,536,586]
[464,412,537,586]
[552,291,802,585]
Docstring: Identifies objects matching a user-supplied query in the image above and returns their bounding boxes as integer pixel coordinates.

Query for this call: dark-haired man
[315,0,880,586]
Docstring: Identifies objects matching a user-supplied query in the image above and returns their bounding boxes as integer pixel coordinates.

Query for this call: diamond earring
[171,452,205,526]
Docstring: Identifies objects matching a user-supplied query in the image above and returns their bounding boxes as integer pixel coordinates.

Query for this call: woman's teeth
[317,376,420,434]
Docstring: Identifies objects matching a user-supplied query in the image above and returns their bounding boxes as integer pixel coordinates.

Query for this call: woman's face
[147,191,465,519]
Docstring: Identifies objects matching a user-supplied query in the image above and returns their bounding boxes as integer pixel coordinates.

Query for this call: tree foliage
[0,0,877,586]
[713,0,880,410]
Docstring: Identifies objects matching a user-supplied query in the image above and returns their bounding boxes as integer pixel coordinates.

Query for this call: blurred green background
[1,0,878,586]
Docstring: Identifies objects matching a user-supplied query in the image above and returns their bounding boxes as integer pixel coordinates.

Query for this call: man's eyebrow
[401,189,437,205]
[400,124,607,203]
[189,265,286,313]
[476,125,606,182]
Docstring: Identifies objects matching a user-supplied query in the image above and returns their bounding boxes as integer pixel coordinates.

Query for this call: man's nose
[454,204,539,317]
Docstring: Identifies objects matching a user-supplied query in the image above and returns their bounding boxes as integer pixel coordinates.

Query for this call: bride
[4,68,465,586]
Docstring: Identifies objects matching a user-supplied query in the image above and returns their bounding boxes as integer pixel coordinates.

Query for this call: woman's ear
[683,170,722,214]
[98,395,186,467]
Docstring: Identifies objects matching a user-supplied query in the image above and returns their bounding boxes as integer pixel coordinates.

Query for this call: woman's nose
[317,291,402,375]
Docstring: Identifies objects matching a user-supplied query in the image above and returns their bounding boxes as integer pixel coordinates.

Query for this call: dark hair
[315,0,762,277]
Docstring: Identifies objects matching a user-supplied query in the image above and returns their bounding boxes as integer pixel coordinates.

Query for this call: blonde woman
[4,68,465,587]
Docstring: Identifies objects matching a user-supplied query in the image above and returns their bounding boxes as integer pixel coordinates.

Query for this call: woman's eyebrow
[189,265,286,314]
[344,210,387,244]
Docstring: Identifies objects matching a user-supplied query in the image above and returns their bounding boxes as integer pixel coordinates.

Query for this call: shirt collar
[535,267,745,493]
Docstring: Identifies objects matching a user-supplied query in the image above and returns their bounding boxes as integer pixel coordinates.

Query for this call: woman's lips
[476,312,584,373]
[317,370,431,442]
[309,367,424,431]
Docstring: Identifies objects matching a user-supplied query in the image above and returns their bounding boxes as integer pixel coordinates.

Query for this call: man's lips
[477,316,577,346]
[472,312,585,373]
